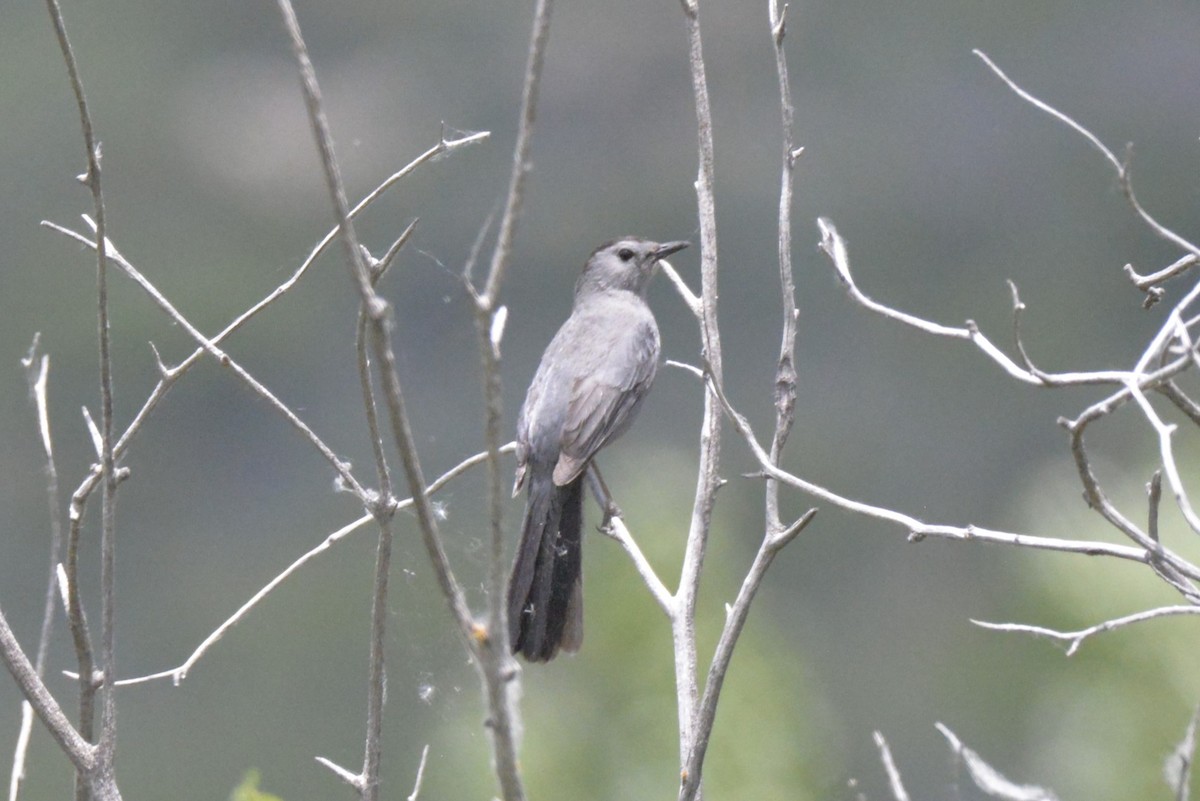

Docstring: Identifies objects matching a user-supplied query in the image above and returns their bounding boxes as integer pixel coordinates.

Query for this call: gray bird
[508,237,688,662]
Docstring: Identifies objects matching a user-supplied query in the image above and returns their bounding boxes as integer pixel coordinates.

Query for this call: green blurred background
[4,0,1200,799]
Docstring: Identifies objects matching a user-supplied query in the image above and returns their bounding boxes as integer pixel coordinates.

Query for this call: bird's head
[575,237,689,298]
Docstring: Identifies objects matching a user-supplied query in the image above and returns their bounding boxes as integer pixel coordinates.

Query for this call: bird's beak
[652,241,689,261]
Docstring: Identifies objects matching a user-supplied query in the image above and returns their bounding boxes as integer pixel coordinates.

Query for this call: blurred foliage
[5,0,1200,800]
[229,770,285,801]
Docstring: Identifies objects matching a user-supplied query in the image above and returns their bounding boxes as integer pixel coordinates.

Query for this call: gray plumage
[508,237,688,662]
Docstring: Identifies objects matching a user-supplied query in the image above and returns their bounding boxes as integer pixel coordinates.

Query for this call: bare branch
[872,731,911,801]
[407,745,431,801]
[268,41,491,801]
[937,722,1060,801]
[766,0,801,538]
[658,262,702,318]
[462,5,556,799]
[1125,253,1198,294]
[1166,707,1199,801]
[681,508,814,794]
[597,516,674,615]
[674,0,724,792]
[972,605,1200,656]
[694,360,1156,561]
[34,146,453,737]
[973,49,1200,260]
[315,756,362,790]
[819,218,1043,385]
[0,607,96,778]
[103,446,514,688]
[350,232,406,800]
[973,49,1121,172]
[9,339,66,801]
[814,214,1200,596]
[479,0,554,306]
[40,0,121,792]
[45,219,369,501]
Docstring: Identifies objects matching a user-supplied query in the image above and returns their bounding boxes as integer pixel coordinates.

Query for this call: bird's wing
[552,317,659,486]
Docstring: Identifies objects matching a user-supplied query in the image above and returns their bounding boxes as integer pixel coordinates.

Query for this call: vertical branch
[63,498,95,762]
[679,6,803,799]
[274,3,530,799]
[469,0,553,796]
[10,343,65,801]
[765,0,800,529]
[674,0,724,786]
[480,0,552,304]
[42,0,119,795]
[475,0,553,660]
[355,280,396,800]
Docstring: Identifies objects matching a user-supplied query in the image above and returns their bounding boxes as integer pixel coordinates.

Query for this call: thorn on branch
[772,507,817,549]
[315,756,363,790]
[82,405,102,457]
[375,218,419,283]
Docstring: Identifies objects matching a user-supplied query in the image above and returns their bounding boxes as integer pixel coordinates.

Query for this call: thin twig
[479,0,553,306]
[683,356,1156,559]
[1166,707,1199,801]
[937,722,1061,801]
[40,151,452,712]
[45,219,369,501]
[974,49,1200,260]
[273,17,533,797]
[9,340,65,801]
[872,731,911,801]
[597,516,674,614]
[406,745,431,801]
[814,213,1200,595]
[100,446,513,688]
[972,605,1200,657]
[1125,253,1198,293]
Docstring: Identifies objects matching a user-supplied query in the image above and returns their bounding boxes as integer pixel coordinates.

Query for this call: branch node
[367,295,390,322]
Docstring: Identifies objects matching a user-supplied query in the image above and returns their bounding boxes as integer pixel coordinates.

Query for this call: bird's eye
[617,248,635,262]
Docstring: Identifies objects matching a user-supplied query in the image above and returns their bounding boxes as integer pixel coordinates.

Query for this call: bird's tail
[507,472,584,661]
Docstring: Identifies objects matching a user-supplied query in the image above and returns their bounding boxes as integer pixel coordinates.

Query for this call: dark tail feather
[507,473,584,661]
